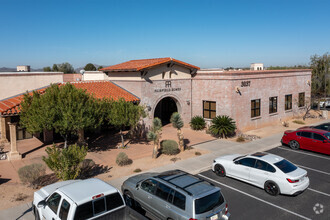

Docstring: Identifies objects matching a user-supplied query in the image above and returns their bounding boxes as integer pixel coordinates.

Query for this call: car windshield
[274,159,297,173]
[195,190,224,214]
[324,132,330,140]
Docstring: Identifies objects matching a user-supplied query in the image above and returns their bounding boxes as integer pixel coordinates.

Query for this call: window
[59,199,70,220]
[106,193,124,211]
[301,131,312,138]
[172,191,186,210]
[285,94,292,110]
[141,179,157,194]
[47,193,61,215]
[313,133,326,141]
[195,190,224,214]
[237,158,256,167]
[266,164,276,173]
[254,160,276,172]
[93,198,106,215]
[254,160,268,171]
[156,182,171,201]
[269,97,277,114]
[251,99,261,118]
[203,101,216,119]
[74,202,93,220]
[299,92,305,107]
[274,159,297,173]
[314,124,330,131]
[162,72,165,79]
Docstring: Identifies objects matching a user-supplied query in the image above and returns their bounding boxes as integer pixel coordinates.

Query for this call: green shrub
[292,120,305,125]
[195,151,202,156]
[116,152,133,166]
[43,144,87,181]
[209,115,236,138]
[161,140,180,155]
[133,168,142,173]
[236,136,245,142]
[190,116,206,130]
[18,163,46,185]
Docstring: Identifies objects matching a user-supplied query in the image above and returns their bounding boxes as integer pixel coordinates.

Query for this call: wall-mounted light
[307,80,311,86]
[235,86,240,93]
[186,100,191,105]
[146,105,151,111]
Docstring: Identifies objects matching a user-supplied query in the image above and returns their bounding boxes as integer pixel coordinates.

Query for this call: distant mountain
[0,67,43,72]
[0,67,16,72]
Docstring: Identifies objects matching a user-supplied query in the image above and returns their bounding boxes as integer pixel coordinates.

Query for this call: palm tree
[210,115,236,138]
[170,112,184,151]
[147,118,162,158]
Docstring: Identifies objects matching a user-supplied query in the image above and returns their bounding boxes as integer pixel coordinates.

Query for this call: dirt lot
[0,111,327,210]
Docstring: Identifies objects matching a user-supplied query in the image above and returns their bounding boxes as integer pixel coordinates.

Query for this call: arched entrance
[154,97,178,125]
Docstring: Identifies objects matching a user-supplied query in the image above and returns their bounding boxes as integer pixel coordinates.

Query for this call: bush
[236,136,245,142]
[116,152,133,166]
[18,163,46,186]
[195,151,202,156]
[161,140,180,155]
[209,115,236,138]
[292,120,305,125]
[134,168,142,173]
[190,116,206,130]
[43,144,87,181]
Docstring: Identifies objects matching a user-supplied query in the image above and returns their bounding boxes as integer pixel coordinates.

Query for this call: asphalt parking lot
[199,146,330,220]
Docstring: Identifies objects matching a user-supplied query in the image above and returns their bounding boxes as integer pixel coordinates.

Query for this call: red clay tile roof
[0,81,139,116]
[101,57,200,72]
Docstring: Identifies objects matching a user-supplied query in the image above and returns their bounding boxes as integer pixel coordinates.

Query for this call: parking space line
[276,147,330,160]
[296,164,330,176]
[198,174,312,220]
[307,188,330,197]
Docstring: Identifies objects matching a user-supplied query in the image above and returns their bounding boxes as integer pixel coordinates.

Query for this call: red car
[281,128,330,155]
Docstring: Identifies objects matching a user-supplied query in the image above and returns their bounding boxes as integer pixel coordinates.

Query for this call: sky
[1,0,330,69]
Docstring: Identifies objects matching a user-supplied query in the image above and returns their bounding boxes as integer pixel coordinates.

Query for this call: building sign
[241,81,251,87]
[154,81,181,92]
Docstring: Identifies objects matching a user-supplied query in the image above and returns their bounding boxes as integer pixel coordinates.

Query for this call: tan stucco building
[100,58,311,131]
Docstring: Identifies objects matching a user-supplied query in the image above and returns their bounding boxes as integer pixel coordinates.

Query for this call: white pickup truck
[32,178,145,220]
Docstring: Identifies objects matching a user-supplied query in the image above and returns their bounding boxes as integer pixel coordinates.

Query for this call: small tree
[58,62,75,74]
[108,99,145,148]
[98,66,104,70]
[294,97,313,120]
[20,83,103,148]
[147,118,162,159]
[84,63,96,71]
[52,64,59,72]
[170,112,184,151]
[43,66,51,72]
[43,144,87,180]
[209,115,236,138]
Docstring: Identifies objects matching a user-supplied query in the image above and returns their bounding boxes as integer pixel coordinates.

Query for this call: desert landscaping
[0,110,327,210]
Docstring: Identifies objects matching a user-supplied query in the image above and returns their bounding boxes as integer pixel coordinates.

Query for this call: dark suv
[121,169,230,220]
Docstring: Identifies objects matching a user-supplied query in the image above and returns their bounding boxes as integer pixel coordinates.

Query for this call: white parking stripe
[277,147,330,160]
[296,164,330,176]
[198,174,312,220]
[307,188,330,197]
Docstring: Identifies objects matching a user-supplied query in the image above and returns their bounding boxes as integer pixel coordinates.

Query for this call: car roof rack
[155,170,214,196]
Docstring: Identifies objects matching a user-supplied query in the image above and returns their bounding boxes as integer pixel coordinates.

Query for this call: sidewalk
[1,118,327,220]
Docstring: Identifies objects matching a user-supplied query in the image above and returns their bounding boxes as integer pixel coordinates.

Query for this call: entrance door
[154,97,178,125]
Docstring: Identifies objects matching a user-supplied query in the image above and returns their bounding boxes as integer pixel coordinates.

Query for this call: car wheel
[264,181,280,196]
[214,164,226,177]
[289,140,300,150]
[124,191,136,209]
